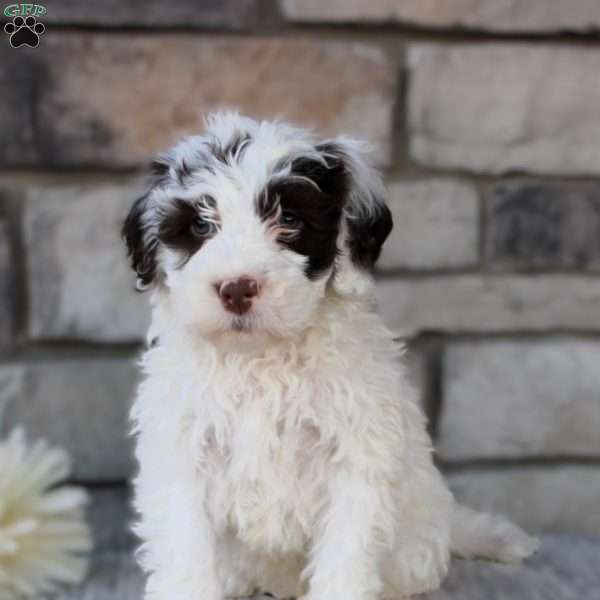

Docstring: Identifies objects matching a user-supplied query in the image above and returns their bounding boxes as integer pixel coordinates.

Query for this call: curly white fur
[128,113,538,600]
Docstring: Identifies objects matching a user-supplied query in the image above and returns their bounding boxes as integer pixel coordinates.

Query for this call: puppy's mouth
[231,315,254,333]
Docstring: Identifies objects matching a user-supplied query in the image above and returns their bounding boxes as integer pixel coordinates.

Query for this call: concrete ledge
[44,535,600,600]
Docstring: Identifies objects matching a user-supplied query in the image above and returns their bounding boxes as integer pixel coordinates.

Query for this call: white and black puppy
[123,113,538,600]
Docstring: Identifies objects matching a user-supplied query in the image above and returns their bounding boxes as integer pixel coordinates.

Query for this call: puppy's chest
[199,376,333,551]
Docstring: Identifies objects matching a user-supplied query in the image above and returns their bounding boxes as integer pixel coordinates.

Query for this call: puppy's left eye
[280,210,302,228]
[191,217,216,237]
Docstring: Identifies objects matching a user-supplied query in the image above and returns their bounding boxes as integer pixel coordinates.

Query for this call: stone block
[281,0,600,33]
[448,467,600,536]
[0,36,395,167]
[376,276,600,337]
[379,179,479,271]
[0,358,138,482]
[485,181,600,270]
[24,181,150,342]
[439,339,600,459]
[408,44,600,175]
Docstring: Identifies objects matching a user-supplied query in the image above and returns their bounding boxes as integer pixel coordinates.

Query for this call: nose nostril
[216,277,260,315]
[244,280,259,297]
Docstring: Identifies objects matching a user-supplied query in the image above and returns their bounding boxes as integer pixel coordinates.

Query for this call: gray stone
[46,535,600,600]
[447,467,600,537]
[87,486,135,555]
[486,181,600,271]
[379,179,479,271]
[44,552,144,600]
[0,220,11,344]
[25,181,150,342]
[408,44,600,175]
[438,339,600,459]
[281,0,600,33]
[376,275,600,337]
[0,47,40,165]
[0,358,138,482]
[0,35,394,167]
[43,0,258,28]
[431,534,600,600]
[405,344,442,435]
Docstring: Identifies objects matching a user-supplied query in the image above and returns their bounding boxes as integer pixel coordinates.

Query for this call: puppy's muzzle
[216,277,260,315]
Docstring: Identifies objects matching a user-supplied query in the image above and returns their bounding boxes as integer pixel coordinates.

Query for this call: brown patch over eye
[159,198,218,264]
[257,149,350,279]
[258,178,345,279]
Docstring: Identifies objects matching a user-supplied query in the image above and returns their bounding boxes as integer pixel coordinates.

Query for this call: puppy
[123,113,538,600]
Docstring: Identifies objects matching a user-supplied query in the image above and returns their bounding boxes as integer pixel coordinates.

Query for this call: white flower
[0,428,92,598]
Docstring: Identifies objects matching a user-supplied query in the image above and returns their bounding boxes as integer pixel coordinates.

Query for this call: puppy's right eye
[190,217,216,238]
[280,210,302,229]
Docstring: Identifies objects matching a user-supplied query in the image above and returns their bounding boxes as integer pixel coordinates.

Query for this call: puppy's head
[123,113,392,340]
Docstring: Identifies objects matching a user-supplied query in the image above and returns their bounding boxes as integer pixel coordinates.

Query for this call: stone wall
[1,1,599,537]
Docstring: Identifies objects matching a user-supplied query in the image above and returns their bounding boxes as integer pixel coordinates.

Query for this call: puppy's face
[123,114,392,341]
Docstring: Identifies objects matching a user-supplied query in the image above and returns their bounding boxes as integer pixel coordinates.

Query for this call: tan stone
[3,35,395,167]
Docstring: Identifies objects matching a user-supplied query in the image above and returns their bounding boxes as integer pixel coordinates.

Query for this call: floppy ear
[122,158,173,290]
[122,192,159,291]
[318,140,393,297]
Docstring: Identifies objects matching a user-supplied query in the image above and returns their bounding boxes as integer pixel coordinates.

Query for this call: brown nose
[216,277,260,315]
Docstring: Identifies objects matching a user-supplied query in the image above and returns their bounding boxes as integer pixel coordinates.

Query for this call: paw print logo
[4,15,45,48]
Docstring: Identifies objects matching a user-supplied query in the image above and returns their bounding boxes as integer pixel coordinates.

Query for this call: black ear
[315,140,393,270]
[346,203,393,269]
[122,192,158,290]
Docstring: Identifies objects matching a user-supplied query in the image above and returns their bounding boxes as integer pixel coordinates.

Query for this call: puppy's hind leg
[450,504,539,564]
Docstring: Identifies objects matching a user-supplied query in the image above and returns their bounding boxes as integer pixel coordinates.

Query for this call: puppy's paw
[488,521,540,565]
[451,504,539,564]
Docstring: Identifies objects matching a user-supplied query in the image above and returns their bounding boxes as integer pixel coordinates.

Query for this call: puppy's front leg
[147,468,221,600]
[303,468,385,600]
